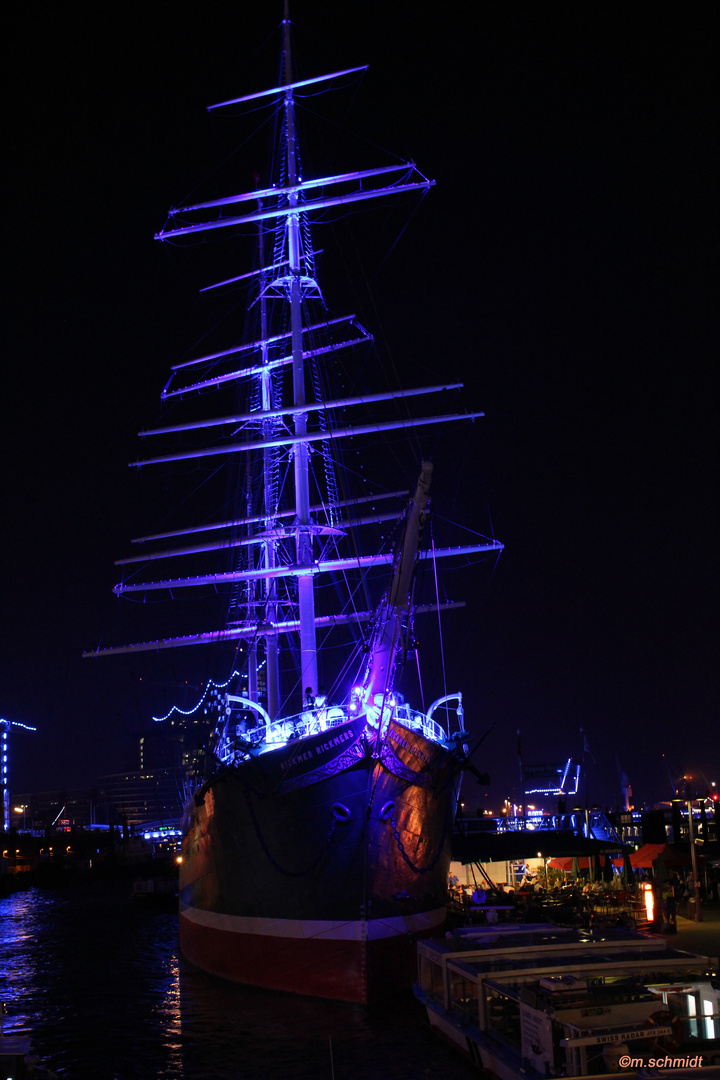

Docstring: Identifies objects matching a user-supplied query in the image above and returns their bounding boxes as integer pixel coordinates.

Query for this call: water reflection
[178,974,374,1079]
[0,889,61,1027]
[1,884,477,1079]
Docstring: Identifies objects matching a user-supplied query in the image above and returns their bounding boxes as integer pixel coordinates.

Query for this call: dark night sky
[4,3,717,808]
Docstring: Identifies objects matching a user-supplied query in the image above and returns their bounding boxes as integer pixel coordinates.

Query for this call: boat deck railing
[225,700,449,757]
[393,702,447,743]
[457,810,624,843]
[261,705,350,747]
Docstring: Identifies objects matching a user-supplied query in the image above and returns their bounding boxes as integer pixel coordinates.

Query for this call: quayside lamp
[642,881,654,922]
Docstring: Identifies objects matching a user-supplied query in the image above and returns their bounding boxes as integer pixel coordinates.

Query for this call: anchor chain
[244,787,350,877]
[386,805,449,875]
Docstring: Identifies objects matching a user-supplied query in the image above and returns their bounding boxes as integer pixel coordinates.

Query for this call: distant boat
[87,4,502,1003]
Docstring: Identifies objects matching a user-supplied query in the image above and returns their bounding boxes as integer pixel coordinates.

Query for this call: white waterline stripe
[179,903,446,941]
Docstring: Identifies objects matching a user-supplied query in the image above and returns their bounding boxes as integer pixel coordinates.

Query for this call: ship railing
[250,704,350,749]
[252,704,448,748]
[393,702,447,743]
[224,696,449,755]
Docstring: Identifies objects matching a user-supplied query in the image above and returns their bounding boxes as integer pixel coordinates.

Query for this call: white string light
[152,671,242,723]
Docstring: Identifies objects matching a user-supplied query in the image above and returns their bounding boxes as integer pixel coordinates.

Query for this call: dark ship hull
[179,716,460,1003]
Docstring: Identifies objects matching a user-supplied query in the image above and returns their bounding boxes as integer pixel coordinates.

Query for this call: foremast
[361,463,433,715]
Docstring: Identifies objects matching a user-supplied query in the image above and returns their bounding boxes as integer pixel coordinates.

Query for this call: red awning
[547,856,592,870]
[628,843,696,869]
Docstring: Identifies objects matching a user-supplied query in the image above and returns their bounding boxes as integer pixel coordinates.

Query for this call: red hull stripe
[179,907,442,1003]
[180,915,366,1002]
[179,901,446,941]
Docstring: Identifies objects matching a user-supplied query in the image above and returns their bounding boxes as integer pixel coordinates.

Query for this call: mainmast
[282,5,318,702]
[256,205,281,719]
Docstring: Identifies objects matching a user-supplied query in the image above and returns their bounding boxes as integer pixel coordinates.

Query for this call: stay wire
[430,521,448,707]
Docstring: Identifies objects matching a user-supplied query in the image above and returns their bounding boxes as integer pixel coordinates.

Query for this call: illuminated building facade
[97,769,184,830]
[14,789,104,831]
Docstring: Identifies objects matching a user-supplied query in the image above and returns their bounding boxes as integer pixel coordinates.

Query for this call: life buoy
[645,1009,683,1050]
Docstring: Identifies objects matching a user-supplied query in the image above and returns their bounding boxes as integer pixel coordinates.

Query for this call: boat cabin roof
[418,924,715,986]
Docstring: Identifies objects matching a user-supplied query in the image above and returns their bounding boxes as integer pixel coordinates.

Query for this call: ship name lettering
[281,749,313,773]
[315,730,353,756]
[281,730,354,774]
[389,731,430,765]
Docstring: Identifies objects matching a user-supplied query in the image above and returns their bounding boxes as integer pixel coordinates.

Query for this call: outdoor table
[470,904,515,924]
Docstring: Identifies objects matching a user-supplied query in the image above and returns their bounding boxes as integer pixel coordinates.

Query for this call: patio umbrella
[653,852,669,883]
[622,851,635,887]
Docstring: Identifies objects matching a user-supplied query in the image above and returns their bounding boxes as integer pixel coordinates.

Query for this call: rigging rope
[430,525,449,709]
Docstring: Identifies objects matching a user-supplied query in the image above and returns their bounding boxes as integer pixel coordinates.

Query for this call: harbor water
[0,880,478,1079]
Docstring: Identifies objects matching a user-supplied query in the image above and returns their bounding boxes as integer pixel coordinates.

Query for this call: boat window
[418,955,444,1001]
[449,971,478,1024]
[702,998,718,1041]
[485,987,522,1050]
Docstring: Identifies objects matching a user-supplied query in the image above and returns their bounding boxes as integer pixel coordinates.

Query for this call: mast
[283,3,318,703]
[85,11,506,675]
[257,202,281,719]
[363,462,433,704]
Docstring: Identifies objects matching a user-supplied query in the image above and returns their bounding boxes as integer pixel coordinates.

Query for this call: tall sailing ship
[87,8,503,1003]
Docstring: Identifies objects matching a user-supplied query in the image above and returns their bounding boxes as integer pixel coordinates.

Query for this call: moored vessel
[86,4,502,1003]
[415,924,720,1077]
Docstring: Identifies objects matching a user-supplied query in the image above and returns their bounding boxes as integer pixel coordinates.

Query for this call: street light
[687,798,702,923]
[13,805,27,830]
